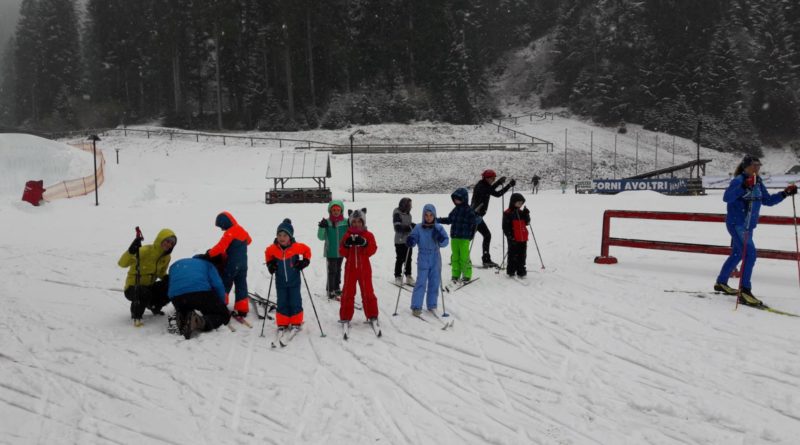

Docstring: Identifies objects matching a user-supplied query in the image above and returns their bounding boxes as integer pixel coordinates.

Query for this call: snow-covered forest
[2,0,800,158]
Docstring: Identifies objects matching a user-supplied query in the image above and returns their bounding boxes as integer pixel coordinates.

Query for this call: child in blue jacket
[406,204,449,315]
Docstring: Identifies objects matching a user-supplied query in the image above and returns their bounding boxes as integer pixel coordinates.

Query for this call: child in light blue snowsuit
[406,204,449,312]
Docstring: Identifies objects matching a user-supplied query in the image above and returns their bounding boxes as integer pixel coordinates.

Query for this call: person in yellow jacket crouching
[118,228,177,325]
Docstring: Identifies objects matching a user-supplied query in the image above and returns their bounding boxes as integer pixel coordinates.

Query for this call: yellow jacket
[118,228,175,289]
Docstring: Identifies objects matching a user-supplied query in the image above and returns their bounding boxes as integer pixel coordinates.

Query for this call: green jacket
[317,200,349,258]
[118,228,175,289]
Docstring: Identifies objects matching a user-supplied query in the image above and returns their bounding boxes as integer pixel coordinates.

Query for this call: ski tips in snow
[271,325,302,348]
[231,312,253,328]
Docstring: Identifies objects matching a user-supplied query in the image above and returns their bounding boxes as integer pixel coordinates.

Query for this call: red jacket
[339,228,377,271]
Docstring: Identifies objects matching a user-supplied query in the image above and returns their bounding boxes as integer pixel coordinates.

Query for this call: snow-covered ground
[2,129,800,445]
[0,134,93,198]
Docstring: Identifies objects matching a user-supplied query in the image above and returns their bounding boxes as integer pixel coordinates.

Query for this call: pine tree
[0,37,16,125]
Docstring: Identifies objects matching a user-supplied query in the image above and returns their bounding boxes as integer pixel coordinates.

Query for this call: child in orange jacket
[208,211,252,315]
[265,219,311,328]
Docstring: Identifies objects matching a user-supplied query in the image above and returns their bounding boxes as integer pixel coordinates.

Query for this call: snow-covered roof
[265,151,330,179]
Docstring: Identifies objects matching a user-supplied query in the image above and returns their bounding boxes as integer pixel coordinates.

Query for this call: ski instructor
[471,169,515,267]
[714,155,796,306]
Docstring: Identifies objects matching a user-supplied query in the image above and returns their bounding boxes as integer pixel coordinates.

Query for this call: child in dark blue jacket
[715,156,797,306]
[406,204,449,315]
[437,188,482,283]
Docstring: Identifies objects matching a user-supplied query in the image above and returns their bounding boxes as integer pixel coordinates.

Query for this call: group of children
[118,180,532,338]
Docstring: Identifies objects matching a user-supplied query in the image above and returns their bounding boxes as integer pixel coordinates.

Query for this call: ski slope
[2,129,800,445]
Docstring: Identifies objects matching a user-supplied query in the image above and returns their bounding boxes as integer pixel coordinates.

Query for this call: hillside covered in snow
[2,123,800,444]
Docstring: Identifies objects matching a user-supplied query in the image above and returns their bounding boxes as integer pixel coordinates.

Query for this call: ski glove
[784,184,798,196]
[433,229,445,244]
[521,207,530,216]
[508,179,517,188]
[267,260,279,275]
[744,175,756,189]
[128,237,142,255]
[347,234,367,247]
[318,218,328,228]
[495,176,506,185]
[293,258,310,270]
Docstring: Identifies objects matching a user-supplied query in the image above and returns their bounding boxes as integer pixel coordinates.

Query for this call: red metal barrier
[594,210,799,264]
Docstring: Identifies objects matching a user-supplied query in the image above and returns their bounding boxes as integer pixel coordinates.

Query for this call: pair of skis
[443,277,480,293]
[413,310,454,330]
[271,325,302,348]
[341,318,382,340]
[665,290,799,317]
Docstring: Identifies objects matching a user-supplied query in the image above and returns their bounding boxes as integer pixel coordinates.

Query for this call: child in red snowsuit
[338,208,379,322]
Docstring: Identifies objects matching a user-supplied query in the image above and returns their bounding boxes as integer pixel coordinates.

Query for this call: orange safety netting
[42,141,106,201]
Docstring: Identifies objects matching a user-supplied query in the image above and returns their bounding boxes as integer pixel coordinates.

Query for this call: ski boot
[713,282,738,295]
[738,288,763,307]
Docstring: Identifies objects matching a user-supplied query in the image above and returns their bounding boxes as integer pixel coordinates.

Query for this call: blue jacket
[167,257,226,303]
[407,204,449,269]
[438,188,482,239]
[723,174,785,230]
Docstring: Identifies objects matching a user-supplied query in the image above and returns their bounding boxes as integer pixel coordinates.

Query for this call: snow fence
[42,141,105,201]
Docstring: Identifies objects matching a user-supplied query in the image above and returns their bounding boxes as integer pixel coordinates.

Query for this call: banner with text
[592,179,689,194]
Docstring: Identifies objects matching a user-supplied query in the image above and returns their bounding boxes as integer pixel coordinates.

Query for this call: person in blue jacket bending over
[168,254,232,339]
[406,204,450,316]
[714,155,797,306]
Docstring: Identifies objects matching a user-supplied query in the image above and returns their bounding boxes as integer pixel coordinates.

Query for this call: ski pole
[439,249,450,317]
[736,201,754,310]
[301,269,326,337]
[793,193,800,288]
[527,220,545,269]
[393,246,412,316]
[259,272,274,337]
[496,250,509,274]
[134,227,143,320]
[501,193,505,264]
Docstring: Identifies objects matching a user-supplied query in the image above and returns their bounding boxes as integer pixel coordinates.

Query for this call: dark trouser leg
[405,246,413,276]
[149,276,170,312]
[506,239,517,275]
[172,291,230,331]
[327,258,343,296]
[516,242,528,276]
[333,258,343,292]
[232,266,249,313]
[394,244,409,277]
[125,285,154,319]
[476,221,492,261]
[326,258,334,293]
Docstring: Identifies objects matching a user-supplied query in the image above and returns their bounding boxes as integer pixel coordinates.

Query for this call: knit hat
[348,208,367,227]
[277,218,294,237]
[482,169,497,179]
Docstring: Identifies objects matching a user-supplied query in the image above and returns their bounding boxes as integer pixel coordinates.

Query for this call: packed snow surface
[2,126,800,445]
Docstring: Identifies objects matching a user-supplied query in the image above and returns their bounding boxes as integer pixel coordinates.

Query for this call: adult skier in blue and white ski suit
[716,156,796,303]
[406,204,450,311]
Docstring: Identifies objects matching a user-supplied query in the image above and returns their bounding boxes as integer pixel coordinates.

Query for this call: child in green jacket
[317,200,349,299]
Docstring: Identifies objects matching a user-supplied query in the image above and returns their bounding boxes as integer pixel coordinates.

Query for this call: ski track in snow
[2,130,800,444]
